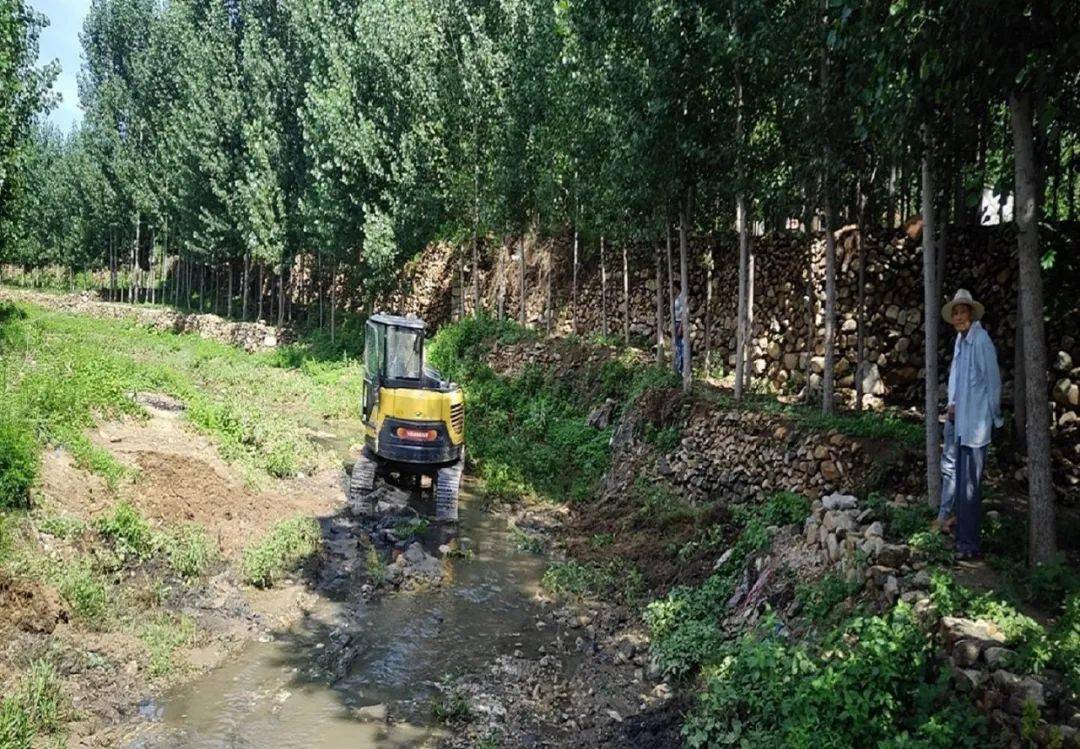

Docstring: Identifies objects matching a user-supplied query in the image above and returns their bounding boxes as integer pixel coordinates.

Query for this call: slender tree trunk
[735,194,749,400]
[546,243,553,335]
[655,244,665,365]
[131,214,140,304]
[1014,289,1027,449]
[600,236,608,337]
[804,231,817,403]
[277,262,286,328]
[472,157,481,316]
[855,229,867,411]
[148,228,155,305]
[317,251,324,328]
[496,242,506,321]
[258,265,265,321]
[1010,90,1057,565]
[921,126,942,509]
[330,262,338,343]
[679,189,692,394]
[666,222,675,351]
[242,252,251,321]
[703,251,713,374]
[822,189,837,415]
[622,243,630,345]
[744,239,756,392]
[571,225,579,334]
[109,228,117,302]
[518,233,526,326]
[228,261,234,319]
[889,166,898,229]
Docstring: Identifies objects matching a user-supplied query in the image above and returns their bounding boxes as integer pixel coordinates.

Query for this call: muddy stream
[128,430,555,748]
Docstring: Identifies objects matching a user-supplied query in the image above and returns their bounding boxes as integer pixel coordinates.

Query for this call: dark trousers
[954,439,988,555]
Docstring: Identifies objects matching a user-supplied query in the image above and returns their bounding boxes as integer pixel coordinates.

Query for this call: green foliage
[139,613,197,678]
[163,524,215,579]
[542,559,645,606]
[643,423,680,452]
[37,512,85,540]
[796,571,860,623]
[241,515,322,588]
[57,560,109,626]
[431,689,471,724]
[758,491,810,527]
[96,501,154,562]
[682,606,990,749]
[0,402,37,510]
[391,517,430,542]
[0,660,64,749]
[427,318,612,505]
[907,530,954,565]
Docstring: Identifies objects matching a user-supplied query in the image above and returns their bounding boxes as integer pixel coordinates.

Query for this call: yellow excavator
[349,314,465,521]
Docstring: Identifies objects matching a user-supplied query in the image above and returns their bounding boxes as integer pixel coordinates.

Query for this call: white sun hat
[941,288,985,324]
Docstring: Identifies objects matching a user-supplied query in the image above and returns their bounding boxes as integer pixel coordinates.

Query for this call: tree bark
[666,222,675,352]
[600,235,608,337]
[622,243,630,345]
[330,262,338,343]
[472,157,481,316]
[277,262,286,328]
[679,189,692,394]
[822,188,837,415]
[132,214,140,304]
[518,233,526,326]
[887,164,897,229]
[744,238,755,391]
[703,250,713,374]
[571,225,579,334]
[655,244,665,365]
[496,242,506,321]
[921,126,942,509]
[734,194,749,400]
[1013,288,1027,449]
[855,228,867,411]
[242,252,251,321]
[546,242,554,334]
[109,228,117,302]
[1010,89,1057,565]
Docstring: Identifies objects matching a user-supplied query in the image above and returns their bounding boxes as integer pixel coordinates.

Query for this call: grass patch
[241,515,322,588]
[391,517,429,542]
[0,660,65,749]
[542,558,646,606]
[96,500,155,562]
[56,560,109,626]
[0,301,360,491]
[163,524,215,579]
[431,688,472,724]
[139,612,197,678]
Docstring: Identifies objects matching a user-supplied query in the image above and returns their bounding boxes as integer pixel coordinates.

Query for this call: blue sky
[33,0,92,132]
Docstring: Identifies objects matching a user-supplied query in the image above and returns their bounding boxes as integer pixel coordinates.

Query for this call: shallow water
[129,458,551,748]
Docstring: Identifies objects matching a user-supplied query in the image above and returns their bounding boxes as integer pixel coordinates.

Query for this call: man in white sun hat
[936,288,1003,560]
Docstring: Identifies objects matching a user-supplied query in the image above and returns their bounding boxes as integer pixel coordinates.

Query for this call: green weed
[139,613,197,677]
[163,524,215,579]
[0,405,38,510]
[241,515,322,588]
[37,512,85,539]
[57,560,109,625]
[431,689,471,724]
[0,660,65,748]
[541,558,645,605]
[391,517,429,542]
[796,571,860,623]
[96,501,154,561]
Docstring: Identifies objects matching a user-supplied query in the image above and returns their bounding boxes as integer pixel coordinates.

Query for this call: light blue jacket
[947,321,1003,448]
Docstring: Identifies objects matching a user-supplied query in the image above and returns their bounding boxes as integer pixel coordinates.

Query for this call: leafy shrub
[643,423,681,451]
[96,501,154,561]
[907,530,954,565]
[37,512,85,539]
[759,491,810,526]
[241,515,322,588]
[796,571,860,623]
[682,606,990,748]
[1052,593,1080,693]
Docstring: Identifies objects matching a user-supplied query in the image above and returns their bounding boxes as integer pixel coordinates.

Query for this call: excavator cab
[350,314,464,521]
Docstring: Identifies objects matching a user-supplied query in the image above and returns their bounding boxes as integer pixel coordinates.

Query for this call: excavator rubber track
[348,450,378,512]
[435,460,463,522]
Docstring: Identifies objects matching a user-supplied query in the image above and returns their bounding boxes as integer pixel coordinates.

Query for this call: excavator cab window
[386,326,423,380]
[362,320,384,422]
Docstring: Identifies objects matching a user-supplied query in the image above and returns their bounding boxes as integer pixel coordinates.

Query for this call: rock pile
[799,491,1079,746]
